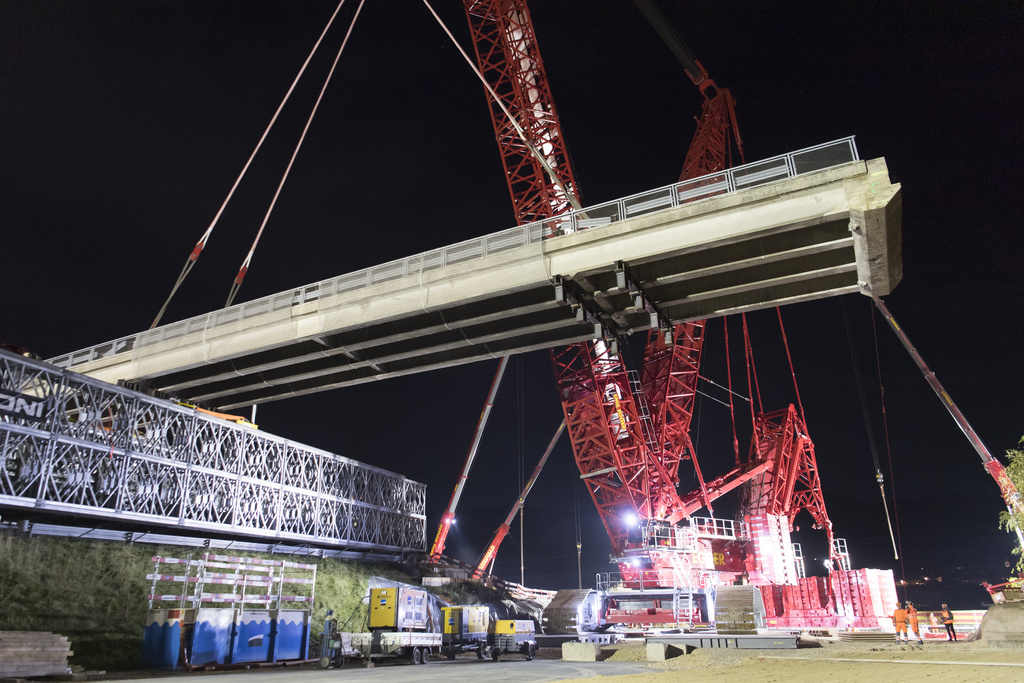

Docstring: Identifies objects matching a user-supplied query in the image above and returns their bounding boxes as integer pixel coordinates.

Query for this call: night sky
[2,1,1022,608]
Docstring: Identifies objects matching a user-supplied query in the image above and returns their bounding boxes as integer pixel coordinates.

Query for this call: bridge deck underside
[164,216,859,410]
[60,157,901,410]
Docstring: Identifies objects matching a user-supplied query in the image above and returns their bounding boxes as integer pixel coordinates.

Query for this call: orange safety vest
[892,608,907,624]
[907,607,919,627]
[942,609,953,625]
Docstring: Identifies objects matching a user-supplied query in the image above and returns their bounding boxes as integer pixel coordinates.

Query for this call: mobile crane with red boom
[453,0,900,630]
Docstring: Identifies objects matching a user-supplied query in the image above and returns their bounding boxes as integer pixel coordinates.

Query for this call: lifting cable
[722,316,741,466]
[866,299,904,564]
[226,0,368,307]
[742,313,762,426]
[840,298,900,559]
[518,357,526,586]
[775,307,807,427]
[696,374,750,404]
[421,0,582,212]
[572,447,582,588]
[150,0,351,328]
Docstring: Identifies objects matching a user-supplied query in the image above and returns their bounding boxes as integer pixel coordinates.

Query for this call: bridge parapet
[0,348,425,552]
[50,138,860,372]
[47,137,899,408]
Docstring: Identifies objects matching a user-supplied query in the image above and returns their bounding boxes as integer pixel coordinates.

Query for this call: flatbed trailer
[351,631,441,665]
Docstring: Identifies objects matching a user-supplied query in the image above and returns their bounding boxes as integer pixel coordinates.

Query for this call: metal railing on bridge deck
[49,137,859,371]
[0,348,426,553]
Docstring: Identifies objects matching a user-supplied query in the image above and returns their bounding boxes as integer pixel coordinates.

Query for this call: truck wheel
[422,647,431,663]
[446,648,456,660]
[476,647,486,660]
[526,643,535,661]
[491,647,501,662]
[411,647,422,665]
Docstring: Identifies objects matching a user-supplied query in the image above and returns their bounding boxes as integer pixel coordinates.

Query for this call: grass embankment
[0,534,408,671]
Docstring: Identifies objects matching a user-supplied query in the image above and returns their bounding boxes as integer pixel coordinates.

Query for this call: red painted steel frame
[741,405,835,554]
[462,0,579,225]
[640,322,711,521]
[679,86,743,182]
[551,342,653,555]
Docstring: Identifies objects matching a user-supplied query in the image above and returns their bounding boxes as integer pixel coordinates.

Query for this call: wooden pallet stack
[0,631,72,678]
[715,585,761,635]
[837,630,895,643]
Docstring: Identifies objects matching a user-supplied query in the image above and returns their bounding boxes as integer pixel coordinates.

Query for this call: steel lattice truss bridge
[0,349,425,557]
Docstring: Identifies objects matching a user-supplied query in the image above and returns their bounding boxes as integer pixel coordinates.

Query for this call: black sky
[2,1,1022,607]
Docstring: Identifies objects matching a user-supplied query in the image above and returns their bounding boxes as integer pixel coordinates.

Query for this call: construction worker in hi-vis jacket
[891,602,909,643]
[941,604,957,641]
[906,601,923,644]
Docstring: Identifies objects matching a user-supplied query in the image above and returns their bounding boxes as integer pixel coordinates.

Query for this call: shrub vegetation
[0,533,408,670]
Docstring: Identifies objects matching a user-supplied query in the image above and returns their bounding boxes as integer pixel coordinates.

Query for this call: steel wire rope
[687,330,706,497]
[572,450,582,589]
[149,0,350,329]
[775,307,808,428]
[777,306,841,571]
[421,0,583,212]
[742,314,762,430]
[518,356,526,586]
[225,0,368,307]
[841,297,900,561]
[723,316,741,466]
[870,299,907,580]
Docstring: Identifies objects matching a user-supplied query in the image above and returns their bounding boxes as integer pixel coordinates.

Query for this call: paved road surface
[99,658,649,683]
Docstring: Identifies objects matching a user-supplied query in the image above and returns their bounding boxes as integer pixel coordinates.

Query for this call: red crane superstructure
[461,0,897,630]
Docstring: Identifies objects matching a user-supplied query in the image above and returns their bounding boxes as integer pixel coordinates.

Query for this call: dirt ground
[552,638,1024,683]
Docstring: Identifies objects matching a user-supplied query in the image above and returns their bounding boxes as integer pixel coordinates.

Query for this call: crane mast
[461,0,578,225]
[460,0,742,575]
[457,0,900,631]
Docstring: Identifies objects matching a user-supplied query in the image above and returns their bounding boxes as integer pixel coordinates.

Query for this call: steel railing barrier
[689,516,741,539]
[49,137,859,371]
[0,349,426,552]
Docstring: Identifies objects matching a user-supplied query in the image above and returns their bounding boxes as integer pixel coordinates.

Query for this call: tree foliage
[998,436,1024,572]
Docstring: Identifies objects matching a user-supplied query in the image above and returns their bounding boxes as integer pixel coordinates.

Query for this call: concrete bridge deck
[52,138,901,410]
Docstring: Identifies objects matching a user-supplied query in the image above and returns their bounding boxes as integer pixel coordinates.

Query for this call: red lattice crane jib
[462,0,579,225]
[551,341,654,554]
[740,405,835,554]
[679,84,743,182]
[640,321,711,519]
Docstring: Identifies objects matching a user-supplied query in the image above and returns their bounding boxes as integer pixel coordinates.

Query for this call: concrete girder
[54,153,901,409]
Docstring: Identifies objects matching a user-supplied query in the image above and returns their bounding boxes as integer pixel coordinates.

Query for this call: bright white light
[631,558,640,568]
[625,513,638,527]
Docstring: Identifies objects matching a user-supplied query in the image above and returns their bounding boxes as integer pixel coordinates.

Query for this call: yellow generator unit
[441,605,490,659]
[369,587,430,632]
[486,619,536,661]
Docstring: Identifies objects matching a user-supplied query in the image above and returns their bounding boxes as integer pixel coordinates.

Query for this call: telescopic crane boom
[632,0,743,179]
[472,421,565,578]
[429,356,509,561]
[871,293,1024,551]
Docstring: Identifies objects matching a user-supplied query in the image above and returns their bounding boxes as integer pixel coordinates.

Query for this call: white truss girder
[0,350,425,553]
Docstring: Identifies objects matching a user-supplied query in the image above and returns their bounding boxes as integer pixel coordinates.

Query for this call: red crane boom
[461,0,579,225]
